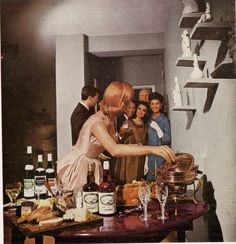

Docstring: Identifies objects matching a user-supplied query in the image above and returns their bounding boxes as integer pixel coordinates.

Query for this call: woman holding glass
[57,81,175,194]
[114,100,149,184]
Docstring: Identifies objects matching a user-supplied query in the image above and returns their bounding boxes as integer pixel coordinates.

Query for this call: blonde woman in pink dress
[57,81,175,194]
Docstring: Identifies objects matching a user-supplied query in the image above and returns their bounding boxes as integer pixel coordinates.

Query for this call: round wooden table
[55,200,208,243]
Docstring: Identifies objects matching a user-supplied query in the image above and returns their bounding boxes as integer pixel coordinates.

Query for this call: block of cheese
[39,217,63,228]
[65,208,91,222]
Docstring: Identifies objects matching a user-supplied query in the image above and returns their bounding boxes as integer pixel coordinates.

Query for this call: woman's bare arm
[91,121,175,162]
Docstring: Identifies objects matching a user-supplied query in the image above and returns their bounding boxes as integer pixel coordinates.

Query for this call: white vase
[190,54,204,79]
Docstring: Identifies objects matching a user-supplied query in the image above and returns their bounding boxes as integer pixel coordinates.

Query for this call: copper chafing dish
[162,164,202,185]
[156,153,203,203]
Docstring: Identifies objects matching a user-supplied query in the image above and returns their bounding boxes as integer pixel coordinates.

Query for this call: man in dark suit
[117,100,136,131]
[71,85,99,145]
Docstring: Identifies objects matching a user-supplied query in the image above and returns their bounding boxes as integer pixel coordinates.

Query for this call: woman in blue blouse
[145,92,171,182]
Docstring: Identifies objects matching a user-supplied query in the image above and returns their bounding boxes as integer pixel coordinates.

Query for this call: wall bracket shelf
[184,79,219,88]
[176,57,206,70]
[184,79,219,113]
[211,62,235,79]
[190,21,232,40]
[178,12,204,28]
[172,106,197,115]
[172,106,196,129]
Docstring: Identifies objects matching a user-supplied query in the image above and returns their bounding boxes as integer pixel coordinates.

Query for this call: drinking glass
[138,185,151,221]
[156,183,168,220]
[5,182,22,204]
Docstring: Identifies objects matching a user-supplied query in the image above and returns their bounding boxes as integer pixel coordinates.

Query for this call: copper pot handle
[194,178,202,194]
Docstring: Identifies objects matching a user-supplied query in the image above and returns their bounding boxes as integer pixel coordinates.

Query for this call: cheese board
[7,211,103,238]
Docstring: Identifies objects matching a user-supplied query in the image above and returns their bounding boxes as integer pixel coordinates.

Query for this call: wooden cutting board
[10,214,103,238]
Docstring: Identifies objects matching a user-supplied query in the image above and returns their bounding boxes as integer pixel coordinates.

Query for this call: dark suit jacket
[117,114,127,132]
[71,103,93,145]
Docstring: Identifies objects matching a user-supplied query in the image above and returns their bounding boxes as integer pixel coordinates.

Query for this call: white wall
[164,0,236,241]
[120,55,164,93]
[89,33,165,54]
[56,34,88,159]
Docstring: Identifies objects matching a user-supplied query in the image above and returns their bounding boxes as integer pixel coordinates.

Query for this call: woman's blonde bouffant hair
[101,81,134,117]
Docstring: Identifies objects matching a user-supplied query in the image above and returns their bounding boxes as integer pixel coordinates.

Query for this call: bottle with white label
[34,154,47,199]
[98,160,116,215]
[82,163,99,213]
[23,146,35,199]
[45,153,57,197]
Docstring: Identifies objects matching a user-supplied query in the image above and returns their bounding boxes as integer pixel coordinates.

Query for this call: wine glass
[138,185,151,221]
[156,183,168,221]
[5,182,22,205]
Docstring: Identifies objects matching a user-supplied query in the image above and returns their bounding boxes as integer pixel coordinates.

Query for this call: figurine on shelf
[182,0,199,14]
[181,29,192,57]
[197,14,206,24]
[190,54,204,79]
[173,77,183,107]
[197,2,212,24]
[205,2,212,21]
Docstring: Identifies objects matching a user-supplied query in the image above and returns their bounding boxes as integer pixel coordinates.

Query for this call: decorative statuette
[173,77,183,107]
[182,0,199,14]
[197,2,212,24]
[181,29,192,57]
[205,2,211,21]
[190,54,204,79]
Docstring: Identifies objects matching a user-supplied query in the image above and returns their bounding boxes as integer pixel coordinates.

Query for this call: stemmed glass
[138,185,151,221]
[5,182,22,205]
[156,183,168,221]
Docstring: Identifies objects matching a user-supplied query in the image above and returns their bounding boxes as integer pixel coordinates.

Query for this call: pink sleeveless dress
[57,111,116,193]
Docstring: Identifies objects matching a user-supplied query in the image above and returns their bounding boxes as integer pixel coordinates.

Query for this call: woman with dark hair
[57,82,175,193]
[114,100,150,184]
[145,92,171,182]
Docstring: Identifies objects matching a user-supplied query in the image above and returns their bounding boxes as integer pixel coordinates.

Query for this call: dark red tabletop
[55,200,208,243]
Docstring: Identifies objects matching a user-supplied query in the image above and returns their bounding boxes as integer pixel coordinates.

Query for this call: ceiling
[40,0,171,36]
[2,0,171,40]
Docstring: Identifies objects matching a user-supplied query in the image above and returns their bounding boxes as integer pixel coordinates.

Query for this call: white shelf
[176,57,206,70]
[184,78,219,88]
[172,106,197,112]
[178,12,204,28]
[190,21,232,40]
[211,63,235,79]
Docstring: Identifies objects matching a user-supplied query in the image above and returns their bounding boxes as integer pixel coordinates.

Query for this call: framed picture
[133,85,155,101]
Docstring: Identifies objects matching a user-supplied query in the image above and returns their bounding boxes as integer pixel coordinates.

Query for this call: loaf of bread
[39,217,63,228]
[25,206,52,222]
[37,211,60,222]
[116,181,145,205]
[116,181,157,205]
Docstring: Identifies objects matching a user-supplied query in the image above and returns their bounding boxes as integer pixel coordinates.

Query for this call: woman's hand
[151,145,176,163]
[119,123,131,137]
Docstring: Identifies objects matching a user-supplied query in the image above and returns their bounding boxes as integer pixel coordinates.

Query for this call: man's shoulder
[71,103,89,119]
[73,103,88,113]
[117,115,126,122]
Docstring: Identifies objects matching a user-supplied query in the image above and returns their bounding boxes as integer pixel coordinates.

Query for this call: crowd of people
[57,81,174,194]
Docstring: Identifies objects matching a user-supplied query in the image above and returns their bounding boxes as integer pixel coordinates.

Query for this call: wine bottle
[45,153,57,197]
[98,160,116,215]
[23,146,35,199]
[82,163,99,213]
[34,154,47,199]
